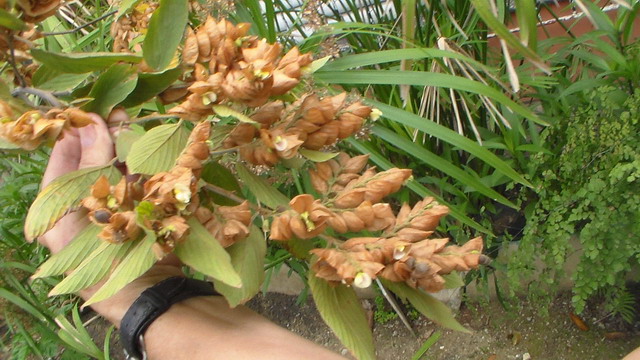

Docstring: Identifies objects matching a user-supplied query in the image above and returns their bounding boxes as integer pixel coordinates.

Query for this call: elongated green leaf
[514,0,538,50]
[30,49,142,73]
[410,330,442,360]
[201,162,244,206]
[0,288,47,323]
[126,122,189,175]
[24,165,120,240]
[175,218,241,287]
[32,69,90,92]
[143,0,188,70]
[33,224,101,278]
[56,307,105,360]
[368,102,533,187]
[470,0,549,73]
[560,78,610,98]
[347,138,493,235]
[121,67,182,107]
[0,8,25,30]
[319,48,486,72]
[299,149,338,162]
[382,280,470,333]
[315,70,544,125]
[373,126,516,208]
[574,0,615,35]
[50,241,135,296]
[83,64,138,118]
[85,233,157,305]
[236,163,289,208]
[309,274,375,360]
[214,226,266,307]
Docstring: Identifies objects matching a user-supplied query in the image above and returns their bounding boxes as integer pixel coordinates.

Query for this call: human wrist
[82,265,184,326]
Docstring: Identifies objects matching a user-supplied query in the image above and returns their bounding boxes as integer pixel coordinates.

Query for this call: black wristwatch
[120,276,219,360]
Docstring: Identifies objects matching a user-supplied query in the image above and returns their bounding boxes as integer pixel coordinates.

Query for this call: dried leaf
[569,312,589,331]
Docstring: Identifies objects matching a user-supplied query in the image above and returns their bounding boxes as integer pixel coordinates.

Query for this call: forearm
[86,266,347,360]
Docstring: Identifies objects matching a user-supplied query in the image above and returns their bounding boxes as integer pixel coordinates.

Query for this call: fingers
[78,114,115,169]
[41,129,81,188]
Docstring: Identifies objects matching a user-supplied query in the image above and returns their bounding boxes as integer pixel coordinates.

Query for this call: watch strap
[120,276,218,359]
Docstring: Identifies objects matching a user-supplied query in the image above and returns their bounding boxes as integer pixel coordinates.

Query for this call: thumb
[78,114,115,169]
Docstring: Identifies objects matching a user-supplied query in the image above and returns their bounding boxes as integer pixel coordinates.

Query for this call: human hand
[36,110,182,325]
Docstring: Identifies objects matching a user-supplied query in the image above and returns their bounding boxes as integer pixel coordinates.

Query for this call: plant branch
[6,34,26,88]
[42,9,118,36]
[12,87,62,107]
[202,183,245,205]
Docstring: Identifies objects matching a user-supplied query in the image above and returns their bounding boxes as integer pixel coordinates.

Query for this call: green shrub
[508,86,640,315]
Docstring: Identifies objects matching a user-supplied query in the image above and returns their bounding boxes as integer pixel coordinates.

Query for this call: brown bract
[110,2,157,53]
[270,194,333,241]
[0,107,93,150]
[17,0,60,21]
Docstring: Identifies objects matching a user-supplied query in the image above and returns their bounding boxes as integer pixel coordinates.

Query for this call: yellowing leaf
[126,122,189,175]
[236,163,288,209]
[214,226,266,307]
[175,218,241,288]
[212,105,257,124]
[309,273,375,360]
[49,241,135,296]
[32,224,101,279]
[382,280,471,333]
[25,165,120,241]
[85,233,157,305]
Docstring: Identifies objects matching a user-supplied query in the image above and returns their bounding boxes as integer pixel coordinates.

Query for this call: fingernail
[79,124,97,148]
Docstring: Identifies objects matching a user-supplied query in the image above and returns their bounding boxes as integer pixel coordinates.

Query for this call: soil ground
[91,290,639,360]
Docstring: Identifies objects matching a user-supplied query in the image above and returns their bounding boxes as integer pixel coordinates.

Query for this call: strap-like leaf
[126,122,189,175]
[24,165,120,241]
[214,225,266,307]
[84,232,157,305]
[309,274,375,360]
[175,218,242,288]
[236,163,289,209]
[30,49,142,74]
[143,0,188,70]
[49,241,135,296]
[82,64,139,118]
[382,280,471,333]
[32,224,101,279]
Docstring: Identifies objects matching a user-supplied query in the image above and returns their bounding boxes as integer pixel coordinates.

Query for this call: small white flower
[173,183,192,204]
[370,108,383,121]
[353,272,372,288]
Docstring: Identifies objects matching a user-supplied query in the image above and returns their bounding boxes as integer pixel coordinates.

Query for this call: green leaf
[200,162,244,206]
[212,105,257,124]
[121,66,183,107]
[214,225,266,307]
[0,288,48,323]
[56,307,104,360]
[24,165,120,241]
[470,0,549,73]
[175,218,242,287]
[314,70,545,126]
[30,49,142,74]
[115,130,143,162]
[369,102,533,188]
[307,55,331,73]
[410,330,442,360]
[236,163,289,208]
[514,0,538,50]
[32,224,101,278]
[382,280,470,333]
[85,232,157,305]
[32,67,90,92]
[0,8,25,30]
[82,64,139,118]
[299,149,338,162]
[442,271,465,289]
[143,0,188,70]
[373,126,517,209]
[126,122,189,175]
[319,48,486,72]
[50,241,135,296]
[309,274,375,360]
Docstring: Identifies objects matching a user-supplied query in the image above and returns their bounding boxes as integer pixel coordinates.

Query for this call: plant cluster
[0,1,487,358]
[508,86,640,316]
